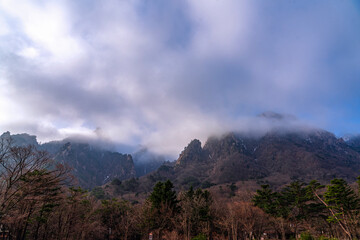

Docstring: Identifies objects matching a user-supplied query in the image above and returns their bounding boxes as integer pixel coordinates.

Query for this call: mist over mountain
[2,0,360,159]
[1,1,359,238]
[1,131,39,147]
[0,132,166,189]
[50,141,135,189]
[346,134,360,152]
[120,125,360,195]
[132,148,167,177]
[4,112,360,191]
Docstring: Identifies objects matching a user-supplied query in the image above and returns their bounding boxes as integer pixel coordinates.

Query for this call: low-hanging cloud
[0,0,360,156]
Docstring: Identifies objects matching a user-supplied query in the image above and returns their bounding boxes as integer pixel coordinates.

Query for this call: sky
[0,0,360,156]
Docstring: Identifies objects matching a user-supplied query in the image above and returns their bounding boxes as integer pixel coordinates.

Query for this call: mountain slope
[132,148,166,177]
[50,142,135,189]
[347,135,360,153]
[141,129,360,190]
[1,132,136,189]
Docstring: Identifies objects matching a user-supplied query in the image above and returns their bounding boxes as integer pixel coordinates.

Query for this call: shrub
[111,178,122,185]
[192,233,207,240]
[299,232,314,240]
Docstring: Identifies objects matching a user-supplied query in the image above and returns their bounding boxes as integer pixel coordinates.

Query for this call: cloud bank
[0,0,360,156]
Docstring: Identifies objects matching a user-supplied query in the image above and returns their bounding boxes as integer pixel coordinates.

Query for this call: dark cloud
[0,0,360,156]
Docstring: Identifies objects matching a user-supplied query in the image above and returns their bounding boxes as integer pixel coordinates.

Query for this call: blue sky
[0,0,360,155]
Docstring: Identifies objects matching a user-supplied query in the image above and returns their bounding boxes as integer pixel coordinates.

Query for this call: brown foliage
[1,137,357,239]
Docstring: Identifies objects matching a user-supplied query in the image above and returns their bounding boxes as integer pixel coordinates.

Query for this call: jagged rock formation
[176,139,206,166]
[146,129,360,189]
[1,131,38,146]
[5,124,360,192]
[51,142,135,189]
[1,132,136,189]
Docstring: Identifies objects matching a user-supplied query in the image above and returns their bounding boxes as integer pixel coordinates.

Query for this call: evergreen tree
[253,184,289,240]
[149,180,178,212]
[253,182,326,239]
[146,180,179,239]
[325,179,359,214]
[253,185,285,217]
[324,178,360,238]
[180,186,213,240]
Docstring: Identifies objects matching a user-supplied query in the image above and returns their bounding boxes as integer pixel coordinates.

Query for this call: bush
[182,176,200,187]
[91,186,106,199]
[123,178,139,191]
[111,178,122,185]
[158,165,172,172]
[201,181,215,189]
[299,232,314,240]
[317,237,338,240]
[192,233,207,240]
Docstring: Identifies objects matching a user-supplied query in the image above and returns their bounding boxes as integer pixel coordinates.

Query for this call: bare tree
[0,137,72,239]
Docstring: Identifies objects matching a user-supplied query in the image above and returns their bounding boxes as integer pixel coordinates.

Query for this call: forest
[1,139,360,240]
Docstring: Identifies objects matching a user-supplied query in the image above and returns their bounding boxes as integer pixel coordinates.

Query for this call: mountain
[346,135,360,152]
[47,141,135,189]
[5,121,360,192]
[132,128,360,193]
[132,148,166,177]
[1,131,38,146]
[1,132,136,189]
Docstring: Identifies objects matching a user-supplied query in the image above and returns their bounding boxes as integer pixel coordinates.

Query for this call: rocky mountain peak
[153,128,360,187]
[176,139,205,166]
[1,132,137,189]
[1,132,38,147]
[184,139,202,152]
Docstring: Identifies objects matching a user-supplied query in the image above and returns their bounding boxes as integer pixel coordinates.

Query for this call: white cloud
[0,0,359,156]
[18,47,39,59]
[0,15,10,36]
[0,0,85,69]
[187,0,254,58]
[0,78,19,123]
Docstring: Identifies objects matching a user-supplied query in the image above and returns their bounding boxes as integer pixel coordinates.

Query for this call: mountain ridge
[4,123,360,192]
[0,132,163,189]
[126,128,360,195]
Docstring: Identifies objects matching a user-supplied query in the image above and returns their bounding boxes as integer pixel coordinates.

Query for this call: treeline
[1,138,360,239]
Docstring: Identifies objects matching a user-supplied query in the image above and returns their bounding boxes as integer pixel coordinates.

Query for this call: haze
[0,0,360,156]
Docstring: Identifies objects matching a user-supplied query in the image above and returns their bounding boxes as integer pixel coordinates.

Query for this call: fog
[0,0,360,156]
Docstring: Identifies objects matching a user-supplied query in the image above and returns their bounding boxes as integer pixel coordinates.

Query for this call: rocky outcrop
[1,132,137,189]
[53,142,136,189]
[151,129,360,188]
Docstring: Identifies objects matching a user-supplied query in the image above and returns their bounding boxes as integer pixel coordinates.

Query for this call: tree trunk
[34,207,44,240]
[280,219,286,240]
[21,206,34,240]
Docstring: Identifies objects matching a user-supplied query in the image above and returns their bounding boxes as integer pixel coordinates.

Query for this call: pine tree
[149,180,178,212]
[179,187,213,240]
[146,180,179,239]
[324,178,360,238]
